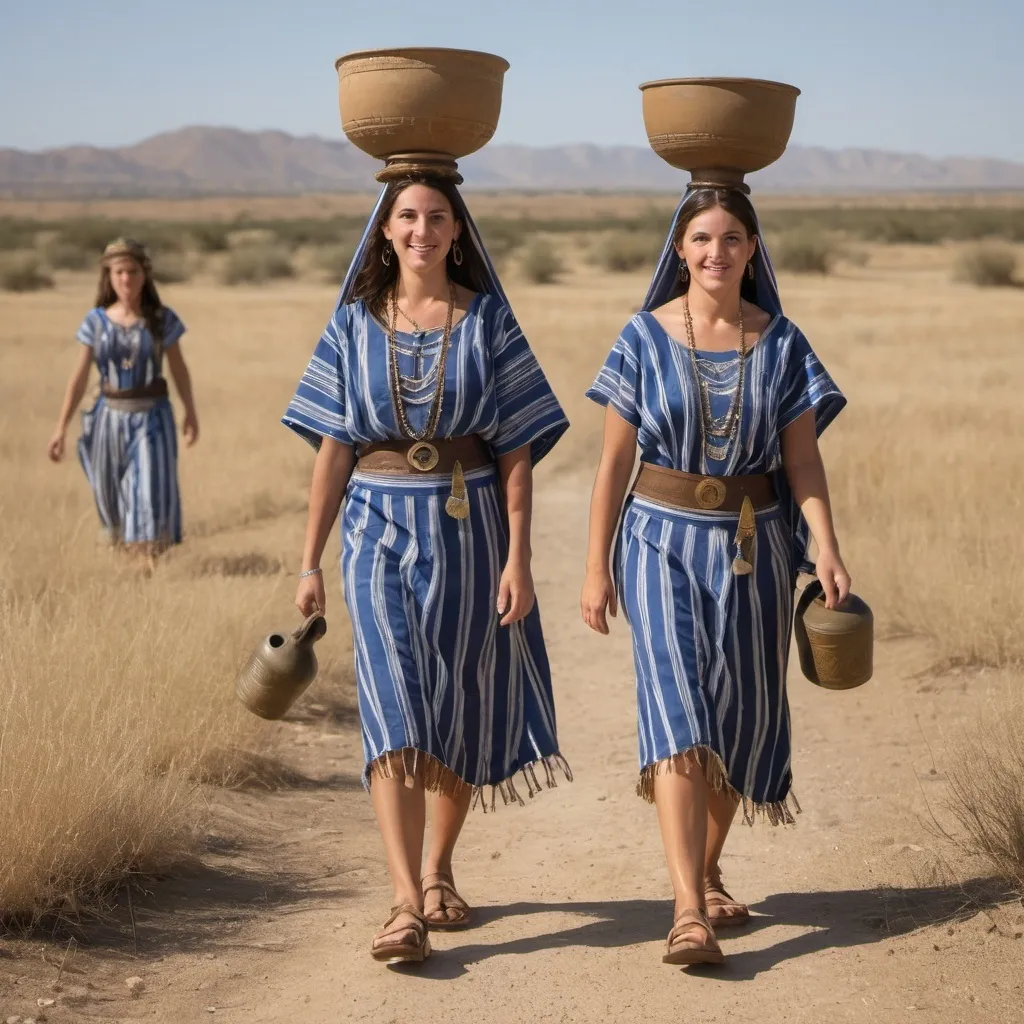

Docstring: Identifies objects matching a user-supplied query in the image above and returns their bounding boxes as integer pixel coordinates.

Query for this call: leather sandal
[370,903,431,964]
[663,908,724,966]
[421,871,472,929]
[704,876,750,928]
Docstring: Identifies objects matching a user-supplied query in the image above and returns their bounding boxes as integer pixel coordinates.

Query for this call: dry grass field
[2,196,1024,1021]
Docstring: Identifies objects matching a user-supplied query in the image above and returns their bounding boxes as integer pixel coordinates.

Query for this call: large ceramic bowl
[640,77,800,187]
[336,47,509,178]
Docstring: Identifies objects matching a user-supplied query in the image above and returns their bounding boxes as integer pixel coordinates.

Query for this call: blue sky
[2,0,1022,161]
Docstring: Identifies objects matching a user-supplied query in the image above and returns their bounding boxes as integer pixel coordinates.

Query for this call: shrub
[316,243,356,283]
[152,252,191,284]
[773,233,835,274]
[0,253,55,292]
[593,230,663,273]
[43,239,93,271]
[954,245,1017,288]
[0,219,38,252]
[942,701,1024,896]
[188,223,231,253]
[221,244,294,286]
[519,237,562,285]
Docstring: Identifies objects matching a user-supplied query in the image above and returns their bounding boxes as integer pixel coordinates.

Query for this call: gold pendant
[445,460,470,519]
[732,495,756,575]
[705,442,730,461]
[407,441,439,472]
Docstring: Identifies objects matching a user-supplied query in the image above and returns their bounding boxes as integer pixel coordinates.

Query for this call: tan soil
[2,473,1022,1024]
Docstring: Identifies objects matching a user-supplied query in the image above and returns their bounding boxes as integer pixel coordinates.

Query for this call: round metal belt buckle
[407,441,440,472]
[694,477,726,510]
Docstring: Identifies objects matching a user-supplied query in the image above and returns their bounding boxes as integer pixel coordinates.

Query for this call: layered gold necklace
[683,299,747,464]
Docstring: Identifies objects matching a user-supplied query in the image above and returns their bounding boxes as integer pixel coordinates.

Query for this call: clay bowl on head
[336,47,510,178]
[640,77,800,188]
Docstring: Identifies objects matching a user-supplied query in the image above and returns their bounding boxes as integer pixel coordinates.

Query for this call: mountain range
[2,127,1023,198]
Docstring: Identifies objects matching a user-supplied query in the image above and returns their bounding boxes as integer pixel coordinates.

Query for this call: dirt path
[3,475,1022,1024]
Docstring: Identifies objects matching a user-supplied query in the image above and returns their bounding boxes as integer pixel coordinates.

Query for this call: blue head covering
[641,187,782,315]
[335,183,509,309]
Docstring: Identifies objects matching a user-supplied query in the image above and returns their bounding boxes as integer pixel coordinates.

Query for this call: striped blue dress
[283,293,571,808]
[76,307,185,546]
[587,311,845,823]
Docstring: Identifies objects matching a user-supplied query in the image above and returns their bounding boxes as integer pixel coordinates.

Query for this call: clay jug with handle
[236,613,327,720]
[794,580,873,690]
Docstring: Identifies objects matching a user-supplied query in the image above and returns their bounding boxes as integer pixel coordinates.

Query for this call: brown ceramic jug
[236,613,327,720]
[794,580,873,690]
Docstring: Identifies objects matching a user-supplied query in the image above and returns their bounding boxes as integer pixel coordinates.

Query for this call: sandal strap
[704,883,739,905]
[668,908,715,945]
[382,903,427,934]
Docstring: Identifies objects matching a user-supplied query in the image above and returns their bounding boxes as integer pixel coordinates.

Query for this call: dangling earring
[679,260,689,285]
[452,240,464,267]
[382,242,393,267]
[746,261,755,281]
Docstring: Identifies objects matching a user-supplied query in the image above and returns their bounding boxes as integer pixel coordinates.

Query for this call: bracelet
[299,567,322,578]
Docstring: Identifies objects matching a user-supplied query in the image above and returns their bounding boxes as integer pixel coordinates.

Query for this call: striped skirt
[341,465,570,809]
[77,397,182,547]
[616,494,799,825]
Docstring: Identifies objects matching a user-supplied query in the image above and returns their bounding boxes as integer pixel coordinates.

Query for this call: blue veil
[335,185,509,309]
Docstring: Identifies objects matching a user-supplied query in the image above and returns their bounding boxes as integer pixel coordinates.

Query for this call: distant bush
[0,253,55,292]
[315,243,356,282]
[954,245,1018,288]
[773,233,836,274]
[519,237,562,285]
[221,244,294,286]
[43,239,93,271]
[0,219,38,252]
[593,230,663,273]
[152,253,191,284]
[188,224,231,253]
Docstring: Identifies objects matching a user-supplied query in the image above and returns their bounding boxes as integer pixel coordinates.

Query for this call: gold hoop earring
[452,240,464,267]
[679,261,689,285]
[382,242,393,267]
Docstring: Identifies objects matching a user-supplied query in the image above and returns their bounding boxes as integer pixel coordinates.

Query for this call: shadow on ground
[399,878,1019,981]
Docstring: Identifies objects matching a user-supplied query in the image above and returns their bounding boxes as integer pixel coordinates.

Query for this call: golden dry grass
[1,215,1023,920]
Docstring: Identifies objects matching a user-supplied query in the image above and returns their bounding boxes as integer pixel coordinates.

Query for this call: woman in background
[47,238,198,560]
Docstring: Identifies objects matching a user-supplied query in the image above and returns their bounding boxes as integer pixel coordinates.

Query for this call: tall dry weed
[941,701,1024,894]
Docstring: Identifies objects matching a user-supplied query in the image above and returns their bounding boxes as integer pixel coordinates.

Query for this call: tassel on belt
[356,435,493,520]
[630,462,776,576]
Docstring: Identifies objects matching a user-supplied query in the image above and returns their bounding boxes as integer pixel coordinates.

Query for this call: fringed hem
[636,745,801,827]
[365,747,573,813]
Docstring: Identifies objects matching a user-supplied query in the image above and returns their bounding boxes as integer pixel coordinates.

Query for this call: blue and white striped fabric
[76,307,184,546]
[283,278,570,807]
[587,195,846,823]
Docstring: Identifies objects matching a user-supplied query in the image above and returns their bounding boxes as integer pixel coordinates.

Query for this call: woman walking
[284,170,570,965]
[47,238,198,559]
[581,186,848,966]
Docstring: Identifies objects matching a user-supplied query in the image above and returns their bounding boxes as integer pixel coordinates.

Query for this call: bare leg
[653,754,710,938]
[422,785,473,924]
[704,787,749,925]
[369,760,427,951]
[705,787,739,880]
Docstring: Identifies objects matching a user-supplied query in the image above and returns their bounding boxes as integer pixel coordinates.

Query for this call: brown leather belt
[631,462,775,513]
[356,435,493,476]
[101,378,169,401]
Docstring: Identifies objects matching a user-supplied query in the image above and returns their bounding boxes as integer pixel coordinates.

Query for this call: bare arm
[581,408,638,634]
[295,437,356,617]
[164,344,199,446]
[780,408,850,608]
[47,345,93,462]
[496,443,534,626]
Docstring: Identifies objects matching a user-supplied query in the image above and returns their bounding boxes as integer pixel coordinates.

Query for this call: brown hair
[348,175,491,318]
[672,188,760,301]
[95,239,165,345]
